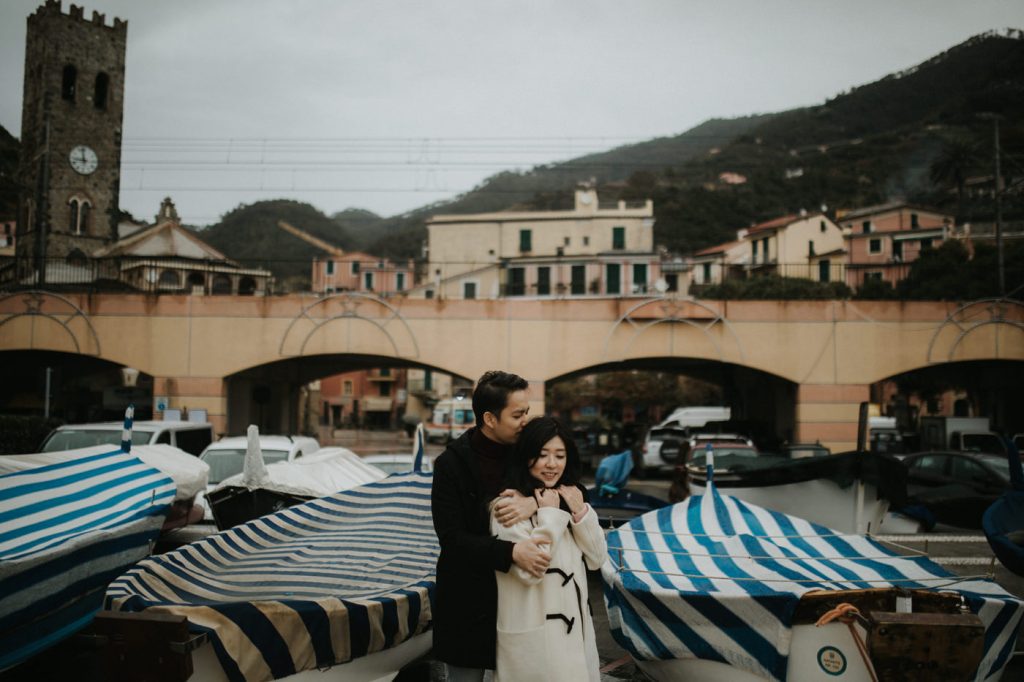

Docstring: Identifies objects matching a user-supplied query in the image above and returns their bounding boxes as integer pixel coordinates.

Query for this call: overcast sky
[2,0,1022,226]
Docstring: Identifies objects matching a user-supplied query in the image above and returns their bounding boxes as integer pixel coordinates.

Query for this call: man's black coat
[430,429,515,669]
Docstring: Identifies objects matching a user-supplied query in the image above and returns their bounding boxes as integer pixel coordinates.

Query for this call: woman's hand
[495,489,538,527]
[536,488,560,508]
[557,485,585,515]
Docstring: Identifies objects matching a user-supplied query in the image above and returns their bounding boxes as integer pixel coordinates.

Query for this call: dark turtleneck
[472,428,511,500]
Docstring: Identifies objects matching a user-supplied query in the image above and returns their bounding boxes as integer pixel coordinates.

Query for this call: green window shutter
[606,263,621,295]
[520,229,532,252]
[612,226,625,250]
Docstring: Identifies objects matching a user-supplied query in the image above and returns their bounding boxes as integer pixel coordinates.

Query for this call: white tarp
[218,446,387,498]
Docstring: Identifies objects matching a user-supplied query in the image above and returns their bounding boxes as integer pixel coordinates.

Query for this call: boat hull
[690,478,896,535]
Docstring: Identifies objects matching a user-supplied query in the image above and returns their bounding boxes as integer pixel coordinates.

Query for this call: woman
[489,416,607,681]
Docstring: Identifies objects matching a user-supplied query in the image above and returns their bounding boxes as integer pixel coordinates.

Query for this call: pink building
[838,202,953,288]
[312,252,415,296]
[320,367,407,430]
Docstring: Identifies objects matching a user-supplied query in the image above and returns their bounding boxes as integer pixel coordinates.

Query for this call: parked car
[361,452,434,475]
[902,451,1011,529]
[637,425,690,477]
[196,435,320,521]
[40,419,214,456]
[688,432,753,451]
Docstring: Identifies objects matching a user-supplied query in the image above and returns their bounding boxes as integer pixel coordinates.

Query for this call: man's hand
[512,536,550,578]
[495,489,538,527]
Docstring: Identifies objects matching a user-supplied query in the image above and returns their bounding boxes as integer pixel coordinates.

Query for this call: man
[431,370,549,680]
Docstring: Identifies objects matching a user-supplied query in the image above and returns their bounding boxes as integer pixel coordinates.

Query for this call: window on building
[519,229,532,252]
[910,213,919,229]
[563,236,570,246]
[866,271,883,282]
[364,272,374,290]
[68,199,79,233]
[380,368,390,376]
[583,236,590,246]
[818,260,830,283]
[606,263,621,295]
[211,274,232,295]
[463,281,476,299]
[570,265,585,295]
[612,227,625,250]
[702,263,711,282]
[537,266,551,295]
[326,260,335,275]
[665,273,678,292]
[862,221,872,234]
[343,380,353,395]
[424,370,433,390]
[921,238,934,250]
[238,276,256,295]
[379,382,391,397]
[352,260,360,275]
[396,272,405,291]
[508,267,525,296]
[94,72,109,110]
[869,238,882,254]
[425,289,434,299]
[80,202,90,233]
[808,241,816,257]
[632,263,647,294]
[762,238,770,261]
[752,240,759,262]
[892,240,903,261]
[61,64,77,101]
[158,270,180,289]
[820,221,827,233]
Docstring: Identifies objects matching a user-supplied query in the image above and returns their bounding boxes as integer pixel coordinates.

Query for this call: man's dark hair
[472,370,528,426]
[505,415,583,497]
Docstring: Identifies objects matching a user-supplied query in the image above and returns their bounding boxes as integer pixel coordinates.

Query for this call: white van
[425,398,475,442]
[40,419,215,456]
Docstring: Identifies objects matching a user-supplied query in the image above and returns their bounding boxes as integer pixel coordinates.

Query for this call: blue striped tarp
[0,447,175,670]
[105,472,437,681]
[602,479,1024,681]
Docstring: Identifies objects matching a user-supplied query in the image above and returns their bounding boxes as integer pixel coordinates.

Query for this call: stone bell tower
[16,0,127,269]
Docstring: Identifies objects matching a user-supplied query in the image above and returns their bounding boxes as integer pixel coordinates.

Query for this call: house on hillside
[837,202,952,288]
[413,186,660,299]
[276,220,415,296]
[93,198,273,295]
[690,212,846,286]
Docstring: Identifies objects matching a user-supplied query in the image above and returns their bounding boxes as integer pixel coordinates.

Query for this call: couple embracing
[430,371,607,681]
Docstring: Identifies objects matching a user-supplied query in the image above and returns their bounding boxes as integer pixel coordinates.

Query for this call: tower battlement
[33,0,127,33]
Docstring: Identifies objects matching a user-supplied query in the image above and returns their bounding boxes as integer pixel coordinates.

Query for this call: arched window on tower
[79,201,91,234]
[68,199,80,233]
[62,64,77,102]
[94,72,109,110]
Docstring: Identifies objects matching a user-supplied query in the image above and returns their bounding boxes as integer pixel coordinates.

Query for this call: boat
[984,439,1024,576]
[103,470,436,681]
[0,408,176,672]
[0,441,209,531]
[205,426,387,530]
[686,445,919,534]
[602,451,1024,681]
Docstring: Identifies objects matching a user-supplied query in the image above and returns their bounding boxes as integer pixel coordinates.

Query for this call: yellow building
[415,187,660,299]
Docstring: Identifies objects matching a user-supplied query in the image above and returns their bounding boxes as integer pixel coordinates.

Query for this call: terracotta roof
[746,213,815,235]
[694,238,743,257]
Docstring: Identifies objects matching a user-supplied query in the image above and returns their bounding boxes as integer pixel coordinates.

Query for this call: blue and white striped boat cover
[602,481,1024,681]
[105,472,437,682]
[0,447,175,670]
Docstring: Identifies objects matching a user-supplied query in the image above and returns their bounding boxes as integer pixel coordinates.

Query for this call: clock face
[69,145,98,175]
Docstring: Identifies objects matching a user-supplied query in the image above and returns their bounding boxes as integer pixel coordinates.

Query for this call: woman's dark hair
[506,416,582,496]
[472,370,528,426]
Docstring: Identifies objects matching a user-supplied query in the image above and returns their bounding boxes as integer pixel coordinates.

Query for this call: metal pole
[993,117,1004,296]
[44,366,52,418]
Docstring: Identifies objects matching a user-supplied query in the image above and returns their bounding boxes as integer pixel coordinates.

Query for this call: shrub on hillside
[694,275,852,300]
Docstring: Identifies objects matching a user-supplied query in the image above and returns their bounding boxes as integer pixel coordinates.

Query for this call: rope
[815,603,878,682]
